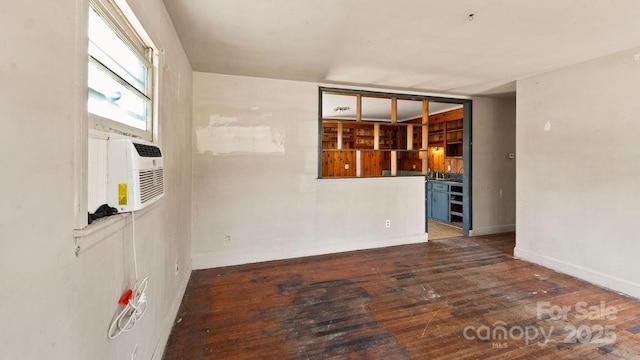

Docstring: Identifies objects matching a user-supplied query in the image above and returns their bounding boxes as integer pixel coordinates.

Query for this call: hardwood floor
[163,234,640,359]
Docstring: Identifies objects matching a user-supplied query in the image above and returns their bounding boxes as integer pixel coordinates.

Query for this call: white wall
[0,0,192,359]
[191,73,426,268]
[515,46,640,298]
[471,96,517,235]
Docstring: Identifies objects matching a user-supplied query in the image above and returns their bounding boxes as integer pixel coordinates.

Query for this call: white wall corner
[151,265,192,360]
[514,247,640,299]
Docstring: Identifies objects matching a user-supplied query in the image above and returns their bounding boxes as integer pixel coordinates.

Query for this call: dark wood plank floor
[164,234,640,359]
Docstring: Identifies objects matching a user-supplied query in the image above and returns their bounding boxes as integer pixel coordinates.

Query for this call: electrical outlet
[131,344,138,360]
[175,260,179,276]
[225,234,231,242]
[344,163,349,170]
[385,219,391,228]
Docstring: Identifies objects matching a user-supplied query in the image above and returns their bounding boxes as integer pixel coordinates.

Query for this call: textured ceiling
[164,0,640,96]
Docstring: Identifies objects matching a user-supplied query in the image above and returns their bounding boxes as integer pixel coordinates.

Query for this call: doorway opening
[425,102,470,239]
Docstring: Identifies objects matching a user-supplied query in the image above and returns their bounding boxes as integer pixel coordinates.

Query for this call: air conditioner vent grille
[138,168,164,203]
[133,143,162,157]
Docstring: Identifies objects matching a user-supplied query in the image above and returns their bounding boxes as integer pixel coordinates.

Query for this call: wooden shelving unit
[427,108,464,172]
[379,125,397,150]
[351,125,375,150]
[427,122,445,147]
[322,122,339,150]
[321,93,429,178]
[445,118,463,157]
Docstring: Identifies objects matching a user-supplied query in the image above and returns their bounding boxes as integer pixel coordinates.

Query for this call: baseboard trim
[514,247,640,299]
[192,234,427,270]
[469,224,515,237]
[152,260,192,360]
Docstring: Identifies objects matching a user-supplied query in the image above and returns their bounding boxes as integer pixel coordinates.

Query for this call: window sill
[73,213,129,256]
[73,201,159,256]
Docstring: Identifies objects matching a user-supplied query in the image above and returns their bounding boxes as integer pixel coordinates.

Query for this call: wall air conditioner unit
[108,138,164,212]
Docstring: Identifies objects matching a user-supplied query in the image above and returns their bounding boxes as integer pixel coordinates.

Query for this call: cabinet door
[432,191,449,222]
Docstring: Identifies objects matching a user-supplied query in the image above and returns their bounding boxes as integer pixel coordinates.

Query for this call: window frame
[87,0,157,141]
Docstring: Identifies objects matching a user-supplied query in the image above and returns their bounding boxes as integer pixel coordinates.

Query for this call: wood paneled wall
[323,151,427,177]
[428,147,445,172]
[427,150,463,174]
[398,152,423,172]
[322,151,357,177]
[361,151,387,177]
[446,157,464,173]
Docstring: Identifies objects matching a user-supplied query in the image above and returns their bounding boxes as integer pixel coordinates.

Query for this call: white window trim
[88,0,158,141]
[74,0,160,232]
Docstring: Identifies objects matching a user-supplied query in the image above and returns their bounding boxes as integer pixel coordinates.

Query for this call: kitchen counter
[427,178,463,184]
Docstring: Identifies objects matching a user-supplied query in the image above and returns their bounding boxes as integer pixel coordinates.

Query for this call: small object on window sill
[88,204,118,224]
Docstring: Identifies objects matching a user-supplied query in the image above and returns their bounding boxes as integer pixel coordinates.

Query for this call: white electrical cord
[107,211,148,339]
[107,276,148,339]
[132,211,139,280]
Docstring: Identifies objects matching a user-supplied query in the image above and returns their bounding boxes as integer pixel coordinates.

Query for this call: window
[81,0,157,230]
[88,0,154,139]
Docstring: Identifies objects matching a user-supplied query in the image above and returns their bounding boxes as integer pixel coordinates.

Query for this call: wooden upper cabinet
[427,107,463,158]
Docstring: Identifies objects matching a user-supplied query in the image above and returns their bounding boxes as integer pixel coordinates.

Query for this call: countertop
[426,178,463,185]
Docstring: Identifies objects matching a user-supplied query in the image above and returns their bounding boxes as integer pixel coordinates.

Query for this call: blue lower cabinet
[432,191,449,222]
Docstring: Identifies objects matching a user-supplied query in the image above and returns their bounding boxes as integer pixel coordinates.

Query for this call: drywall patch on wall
[208,114,239,125]
[195,113,285,155]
